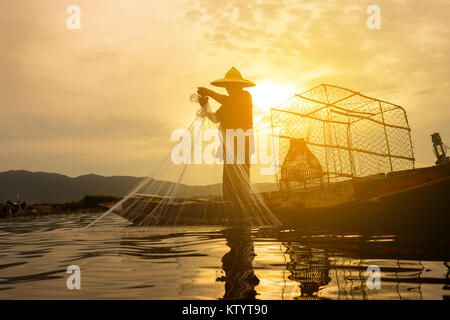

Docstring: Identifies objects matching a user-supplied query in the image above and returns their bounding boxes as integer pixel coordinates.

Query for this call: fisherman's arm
[205,111,219,123]
[198,95,219,123]
[197,87,227,104]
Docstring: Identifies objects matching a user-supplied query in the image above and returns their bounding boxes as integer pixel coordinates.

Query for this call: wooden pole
[379,101,393,172]
[403,109,416,169]
[276,136,414,161]
[347,119,356,177]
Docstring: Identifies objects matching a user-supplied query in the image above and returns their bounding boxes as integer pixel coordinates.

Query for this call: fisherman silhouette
[216,228,259,299]
[197,67,255,203]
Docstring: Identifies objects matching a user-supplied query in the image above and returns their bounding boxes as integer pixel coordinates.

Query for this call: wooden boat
[274,163,450,235]
[110,163,450,235]
[112,194,276,226]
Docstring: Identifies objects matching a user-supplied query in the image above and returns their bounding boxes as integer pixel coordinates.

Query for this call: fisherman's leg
[235,136,252,203]
[223,136,252,203]
[235,163,251,203]
[223,164,234,201]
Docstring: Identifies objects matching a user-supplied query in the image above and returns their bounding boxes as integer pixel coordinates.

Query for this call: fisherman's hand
[197,87,209,97]
[199,96,209,107]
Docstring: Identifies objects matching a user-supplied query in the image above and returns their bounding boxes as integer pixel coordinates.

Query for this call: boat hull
[274,176,450,235]
[112,163,450,235]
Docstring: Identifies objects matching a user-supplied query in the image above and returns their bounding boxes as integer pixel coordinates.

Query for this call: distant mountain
[0,170,277,204]
[0,170,143,204]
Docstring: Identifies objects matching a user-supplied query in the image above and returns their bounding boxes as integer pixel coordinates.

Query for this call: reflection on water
[285,245,331,299]
[0,213,448,299]
[217,228,259,300]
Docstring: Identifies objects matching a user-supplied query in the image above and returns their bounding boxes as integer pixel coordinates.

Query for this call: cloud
[0,113,171,142]
[185,0,450,165]
[187,0,450,91]
[77,50,118,63]
[0,0,449,176]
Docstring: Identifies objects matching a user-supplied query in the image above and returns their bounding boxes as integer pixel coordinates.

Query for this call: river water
[0,213,448,299]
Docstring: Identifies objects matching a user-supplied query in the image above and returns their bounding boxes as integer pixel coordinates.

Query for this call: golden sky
[1,0,449,177]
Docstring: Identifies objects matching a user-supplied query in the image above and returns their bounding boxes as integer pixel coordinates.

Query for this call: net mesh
[87,94,281,228]
[271,84,415,192]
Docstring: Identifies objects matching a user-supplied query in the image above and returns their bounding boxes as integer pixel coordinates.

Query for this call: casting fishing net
[87,94,281,228]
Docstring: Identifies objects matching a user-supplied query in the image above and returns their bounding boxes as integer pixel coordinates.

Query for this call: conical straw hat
[211,67,256,88]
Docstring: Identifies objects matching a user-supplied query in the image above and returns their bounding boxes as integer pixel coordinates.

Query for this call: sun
[247,82,295,111]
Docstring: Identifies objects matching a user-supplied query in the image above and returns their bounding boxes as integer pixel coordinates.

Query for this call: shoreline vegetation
[0,195,120,218]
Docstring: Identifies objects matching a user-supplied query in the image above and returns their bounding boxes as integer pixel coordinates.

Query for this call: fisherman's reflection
[216,228,259,300]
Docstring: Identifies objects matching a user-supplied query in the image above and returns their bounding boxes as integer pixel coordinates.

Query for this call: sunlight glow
[248,82,295,111]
